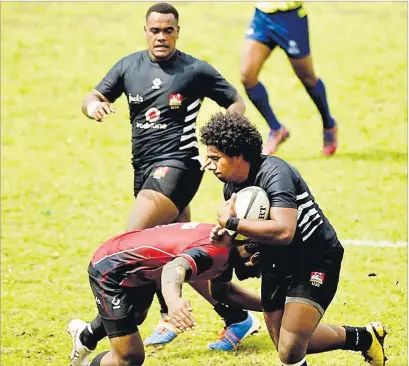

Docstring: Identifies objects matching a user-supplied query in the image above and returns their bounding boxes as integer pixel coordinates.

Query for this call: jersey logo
[288,40,300,55]
[169,94,183,109]
[310,271,325,287]
[152,166,170,179]
[145,107,161,122]
[152,78,162,89]
[128,93,143,104]
[111,297,121,309]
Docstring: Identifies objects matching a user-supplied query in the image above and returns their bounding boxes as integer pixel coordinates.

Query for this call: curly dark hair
[146,3,179,22]
[200,112,262,162]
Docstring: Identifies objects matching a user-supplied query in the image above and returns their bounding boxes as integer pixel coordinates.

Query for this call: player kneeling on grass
[199,112,388,366]
[68,222,262,366]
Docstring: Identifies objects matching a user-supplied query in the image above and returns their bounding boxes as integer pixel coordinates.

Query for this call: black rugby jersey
[95,50,238,168]
[223,155,340,249]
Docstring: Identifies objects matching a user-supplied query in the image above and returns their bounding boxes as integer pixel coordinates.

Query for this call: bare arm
[161,257,196,331]
[81,90,115,122]
[217,195,297,246]
[226,92,246,116]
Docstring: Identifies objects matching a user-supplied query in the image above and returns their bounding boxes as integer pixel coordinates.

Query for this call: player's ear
[176,26,180,38]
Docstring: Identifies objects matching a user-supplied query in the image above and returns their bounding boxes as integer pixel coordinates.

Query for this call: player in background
[241,2,338,155]
[67,223,263,366]
[78,1,256,352]
[200,112,387,366]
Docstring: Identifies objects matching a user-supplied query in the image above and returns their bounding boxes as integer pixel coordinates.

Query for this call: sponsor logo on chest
[152,78,162,89]
[128,93,144,104]
[169,93,183,109]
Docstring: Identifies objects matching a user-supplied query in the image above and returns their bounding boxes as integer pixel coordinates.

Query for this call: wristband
[86,101,102,118]
[225,217,240,231]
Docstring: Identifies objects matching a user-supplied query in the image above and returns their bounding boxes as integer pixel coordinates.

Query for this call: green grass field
[1,2,407,365]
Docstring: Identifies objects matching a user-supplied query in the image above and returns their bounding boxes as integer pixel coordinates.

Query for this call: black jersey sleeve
[177,247,213,276]
[197,61,238,108]
[94,59,125,103]
[263,162,298,209]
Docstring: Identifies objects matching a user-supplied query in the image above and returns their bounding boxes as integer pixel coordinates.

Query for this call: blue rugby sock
[246,82,281,131]
[305,79,335,129]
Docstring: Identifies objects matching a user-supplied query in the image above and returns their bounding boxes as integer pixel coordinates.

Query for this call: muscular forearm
[161,257,191,305]
[226,93,245,115]
[236,218,294,245]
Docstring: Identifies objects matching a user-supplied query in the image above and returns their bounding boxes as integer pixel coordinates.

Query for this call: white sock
[282,357,307,366]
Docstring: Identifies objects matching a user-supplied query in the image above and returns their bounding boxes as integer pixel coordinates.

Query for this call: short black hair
[200,112,262,162]
[146,2,179,22]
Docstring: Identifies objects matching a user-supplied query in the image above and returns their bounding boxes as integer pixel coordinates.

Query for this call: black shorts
[133,158,203,212]
[88,264,156,338]
[260,241,344,315]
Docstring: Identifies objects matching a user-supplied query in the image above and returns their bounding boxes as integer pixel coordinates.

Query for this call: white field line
[342,239,407,248]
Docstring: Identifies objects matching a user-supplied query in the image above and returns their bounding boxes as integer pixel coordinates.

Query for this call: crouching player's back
[76,222,231,366]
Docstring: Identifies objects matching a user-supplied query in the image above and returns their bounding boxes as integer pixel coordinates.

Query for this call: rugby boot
[144,318,179,347]
[208,312,261,351]
[322,123,338,156]
[262,126,290,155]
[67,319,93,366]
[362,321,388,366]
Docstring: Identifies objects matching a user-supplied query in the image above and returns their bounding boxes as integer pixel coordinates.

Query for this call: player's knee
[298,73,318,88]
[115,350,145,366]
[240,70,258,89]
[278,337,306,364]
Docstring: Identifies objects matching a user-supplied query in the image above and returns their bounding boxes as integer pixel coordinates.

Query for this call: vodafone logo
[145,107,160,123]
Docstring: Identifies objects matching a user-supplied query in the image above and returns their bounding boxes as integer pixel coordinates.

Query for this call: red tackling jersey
[91,223,230,287]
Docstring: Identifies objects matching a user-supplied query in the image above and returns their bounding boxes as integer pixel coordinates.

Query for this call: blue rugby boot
[208,312,261,351]
[144,318,179,347]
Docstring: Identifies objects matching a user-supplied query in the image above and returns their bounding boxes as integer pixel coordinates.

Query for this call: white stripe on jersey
[296,191,309,201]
[180,141,199,150]
[302,220,323,241]
[191,155,201,162]
[298,208,318,227]
[301,213,321,233]
[187,98,202,111]
[297,200,313,219]
[180,132,197,142]
[185,111,199,122]
[183,122,196,133]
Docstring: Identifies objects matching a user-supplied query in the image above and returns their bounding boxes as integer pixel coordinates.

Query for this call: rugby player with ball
[200,112,387,366]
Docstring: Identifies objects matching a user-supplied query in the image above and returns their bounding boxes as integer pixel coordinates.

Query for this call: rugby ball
[227,186,270,242]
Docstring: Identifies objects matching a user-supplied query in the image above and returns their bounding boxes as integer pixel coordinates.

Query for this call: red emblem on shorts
[169,94,183,109]
[310,272,325,287]
[153,166,170,180]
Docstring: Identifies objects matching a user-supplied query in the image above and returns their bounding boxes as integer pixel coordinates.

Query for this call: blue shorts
[245,8,310,59]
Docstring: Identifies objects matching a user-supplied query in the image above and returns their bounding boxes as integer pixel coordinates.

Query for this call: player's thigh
[143,160,203,211]
[261,272,288,347]
[277,302,321,361]
[127,189,180,231]
[240,39,272,86]
[129,283,157,325]
[286,245,344,317]
[88,266,142,338]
